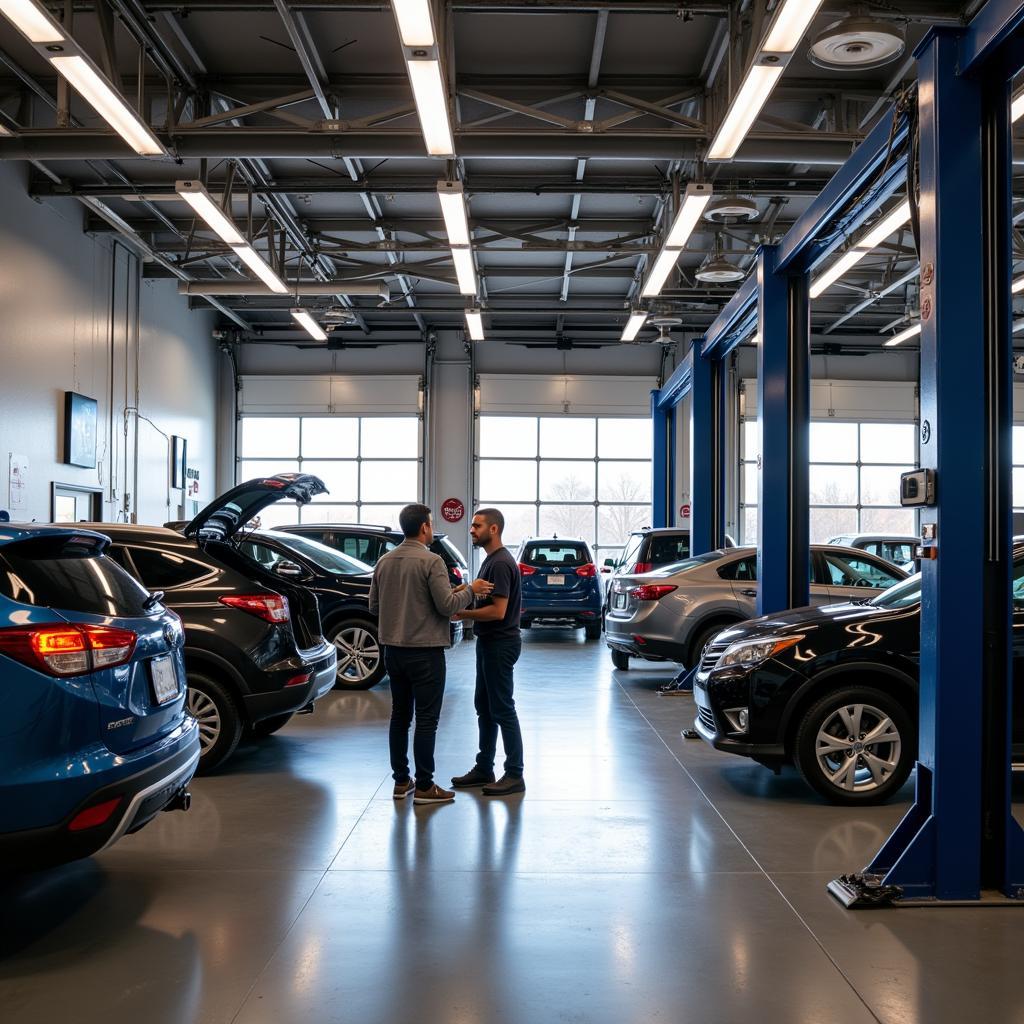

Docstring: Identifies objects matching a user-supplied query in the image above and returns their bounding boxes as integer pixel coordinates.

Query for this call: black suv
[692,565,1024,805]
[92,476,337,773]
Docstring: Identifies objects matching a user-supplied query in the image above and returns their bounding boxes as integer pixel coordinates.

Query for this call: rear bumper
[0,716,200,869]
[242,640,337,723]
[521,598,602,624]
[604,629,685,663]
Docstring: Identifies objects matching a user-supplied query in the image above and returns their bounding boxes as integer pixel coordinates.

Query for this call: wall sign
[441,497,465,523]
[186,465,202,502]
[8,453,28,512]
[63,391,98,469]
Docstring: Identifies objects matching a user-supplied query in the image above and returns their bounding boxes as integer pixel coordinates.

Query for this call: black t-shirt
[475,546,521,640]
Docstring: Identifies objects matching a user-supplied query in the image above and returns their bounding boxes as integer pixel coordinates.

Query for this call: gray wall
[0,162,218,525]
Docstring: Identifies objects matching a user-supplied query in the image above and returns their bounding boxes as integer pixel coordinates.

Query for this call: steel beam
[651,392,671,528]
[654,347,694,409]
[178,280,389,297]
[689,341,726,555]
[961,0,1024,76]
[756,245,810,616]
[702,273,757,358]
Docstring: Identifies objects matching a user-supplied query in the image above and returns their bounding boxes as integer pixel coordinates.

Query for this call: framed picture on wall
[63,391,98,469]
[172,435,187,489]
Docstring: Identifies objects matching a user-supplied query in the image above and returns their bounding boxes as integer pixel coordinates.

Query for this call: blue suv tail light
[0,623,137,676]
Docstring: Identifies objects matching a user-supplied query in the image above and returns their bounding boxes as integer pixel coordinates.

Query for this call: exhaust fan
[809,16,905,71]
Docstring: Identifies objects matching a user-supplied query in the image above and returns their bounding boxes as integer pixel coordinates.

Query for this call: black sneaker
[482,774,526,797]
[451,767,496,789]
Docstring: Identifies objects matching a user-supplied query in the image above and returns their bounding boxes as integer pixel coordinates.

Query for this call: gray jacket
[369,539,474,648]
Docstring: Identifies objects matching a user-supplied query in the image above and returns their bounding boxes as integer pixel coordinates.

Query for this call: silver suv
[604,545,908,671]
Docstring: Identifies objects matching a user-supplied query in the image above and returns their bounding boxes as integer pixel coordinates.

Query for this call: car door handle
[740,589,757,597]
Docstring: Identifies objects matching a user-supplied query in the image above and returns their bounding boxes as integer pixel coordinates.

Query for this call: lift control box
[900,468,937,507]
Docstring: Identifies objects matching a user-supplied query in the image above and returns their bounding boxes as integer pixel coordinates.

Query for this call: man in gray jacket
[369,503,493,805]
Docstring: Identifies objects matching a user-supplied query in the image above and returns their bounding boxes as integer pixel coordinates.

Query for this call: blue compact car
[0,525,200,869]
[516,538,605,639]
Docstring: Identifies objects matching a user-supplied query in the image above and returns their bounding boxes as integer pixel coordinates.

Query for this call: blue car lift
[651,3,1024,903]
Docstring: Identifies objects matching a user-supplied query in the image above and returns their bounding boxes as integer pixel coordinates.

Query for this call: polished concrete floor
[3,632,1023,1024]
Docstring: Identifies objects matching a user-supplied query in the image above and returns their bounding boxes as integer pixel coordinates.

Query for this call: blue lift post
[689,341,727,554]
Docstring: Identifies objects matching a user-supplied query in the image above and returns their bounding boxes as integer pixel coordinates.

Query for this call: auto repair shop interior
[2,0,1024,1022]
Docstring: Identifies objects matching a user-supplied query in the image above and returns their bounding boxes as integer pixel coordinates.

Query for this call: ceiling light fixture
[1013,275,1024,294]
[621,310,648,342]
[0,0,64,43]
[233,244,288,294]
[391,0,454,157]
[1013,92,1024,123]
[291,308,328,342]
[641,183,713,298]
[810,199,911,299]
[884,322,921,347]
[437,180,471,246]
[708,0,827,161]
[465,308,484,341]
[176,180,245,246]
[451,247,477,295]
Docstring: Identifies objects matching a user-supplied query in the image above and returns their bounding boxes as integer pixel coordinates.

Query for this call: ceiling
[0,0,981,352]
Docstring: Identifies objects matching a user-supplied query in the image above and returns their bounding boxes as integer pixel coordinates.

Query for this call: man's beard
[471,535,485,547]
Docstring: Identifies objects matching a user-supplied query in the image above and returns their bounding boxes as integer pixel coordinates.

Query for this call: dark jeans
[474,635,524,778]
[385,646,446,791]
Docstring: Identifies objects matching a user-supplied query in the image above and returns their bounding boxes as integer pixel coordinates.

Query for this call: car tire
[793,685,915,805]
[687,623,730,670]
[611,649,630,670]
[584,621,602,640]
[249,712,295,739]
[329,618,386,690]
[187,673,244,774]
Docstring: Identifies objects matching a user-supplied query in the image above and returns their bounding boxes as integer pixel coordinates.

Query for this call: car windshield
[870,573,921,609]
[658,551,722,575]
[263,531,372,575]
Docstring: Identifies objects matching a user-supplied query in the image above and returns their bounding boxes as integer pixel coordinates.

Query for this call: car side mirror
[603,558,616,567]
[274,559,308,580]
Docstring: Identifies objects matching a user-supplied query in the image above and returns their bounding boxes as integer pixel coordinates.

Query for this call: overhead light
[437,180,471,246]
[1013,275,1024,294]
[0,123,13,137]
[465,308,484,341]
[809,16,905,71]
[695,255,746,284]
[664,183,714,248]
[451,246,477,295]
[763,0,827,52]
[176,180,245,246]
[49,56,163,155]
[232,244,288,294]
[884,323,921,347]
[707,63,785,161]
[0,0,64,43]
[392,0,435,46]
[810,199,911,299]
[621,311,647,342]
[405,59,454,157]
[290,308,328,342]
[1013,92,1024,123]
[641,246,684,298]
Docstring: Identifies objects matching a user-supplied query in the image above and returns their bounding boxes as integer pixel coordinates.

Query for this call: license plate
[151,656,180,705]
[547,575,565,586]
[614,593,626,609]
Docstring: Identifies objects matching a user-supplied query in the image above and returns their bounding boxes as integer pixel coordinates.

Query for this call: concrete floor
[2,631,1022,1024]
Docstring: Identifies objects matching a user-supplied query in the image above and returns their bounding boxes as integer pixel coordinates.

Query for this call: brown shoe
[413,783,455,805]
[393,778,415,800]
[482,774,526,797]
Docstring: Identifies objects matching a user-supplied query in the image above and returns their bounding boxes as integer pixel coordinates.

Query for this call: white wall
[0,162,218,526]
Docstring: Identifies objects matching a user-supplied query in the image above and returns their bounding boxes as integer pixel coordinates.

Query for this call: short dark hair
[475,507,504,534]
[399,503,432,538]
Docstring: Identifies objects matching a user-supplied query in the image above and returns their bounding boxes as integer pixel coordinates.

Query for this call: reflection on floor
[2,630,1021,1023]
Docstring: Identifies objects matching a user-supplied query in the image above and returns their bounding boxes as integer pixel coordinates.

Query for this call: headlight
[716,635,803,670]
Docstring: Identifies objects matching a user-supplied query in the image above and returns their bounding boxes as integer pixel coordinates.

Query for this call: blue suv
[515,538,604,639]
[0,526,200,869]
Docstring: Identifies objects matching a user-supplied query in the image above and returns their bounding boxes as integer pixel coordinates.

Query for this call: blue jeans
[474,636,524,778]
[386,646,446,791]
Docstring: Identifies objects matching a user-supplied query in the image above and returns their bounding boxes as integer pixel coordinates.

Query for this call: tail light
[68,796,123,832]
[630,584,678,601]
[576,563,597,578]
[219,593,290,623]
[285,671,312,688]
[0,623,137,677]
[518,563,536,576]
[633,562,653,574]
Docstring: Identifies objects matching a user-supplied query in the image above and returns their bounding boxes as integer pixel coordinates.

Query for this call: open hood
[184,474,327,542]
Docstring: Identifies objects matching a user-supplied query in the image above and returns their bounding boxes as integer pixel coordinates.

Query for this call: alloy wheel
[334,626,381,684]
[187,687,222,754]
[814,702,902,794]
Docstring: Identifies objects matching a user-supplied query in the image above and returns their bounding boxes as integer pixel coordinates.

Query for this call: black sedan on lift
[691,561,1024,805]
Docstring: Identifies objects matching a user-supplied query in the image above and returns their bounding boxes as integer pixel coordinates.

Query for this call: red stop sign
[441,498,465,523]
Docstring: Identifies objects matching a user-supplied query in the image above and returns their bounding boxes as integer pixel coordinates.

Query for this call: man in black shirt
[451,507,525,796]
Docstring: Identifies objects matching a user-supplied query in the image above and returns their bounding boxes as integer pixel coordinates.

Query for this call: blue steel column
[651,391,670,528]
[756,244,810,615]
[865,28,1022,900]
[690,341,724,553]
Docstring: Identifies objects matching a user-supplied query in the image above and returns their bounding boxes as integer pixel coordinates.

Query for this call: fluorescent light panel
[291,308,327,342]
[809,249,866,300]
[708,63,784,161]
[885,323,921,347]
[1013,92,1024,123]
[621,311,647,342]
[665,183,714,248]
[861,199,912,249]
[762,0,827,52]
[451,246,477,295]
[465,309,484,341]
[392,0,435,46]
[1013,275,1024,294]
[177,181,245,246]
[0,0,64,43]
[437,181,471,246]
[232,244,288,294]
[641,247,683,298]
[406,58,454,156]
[50,55,163,155]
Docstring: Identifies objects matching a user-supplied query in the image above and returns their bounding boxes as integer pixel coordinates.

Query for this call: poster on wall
[63,391,98,469]
[186,465,201,502]
[8,453,28,512]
